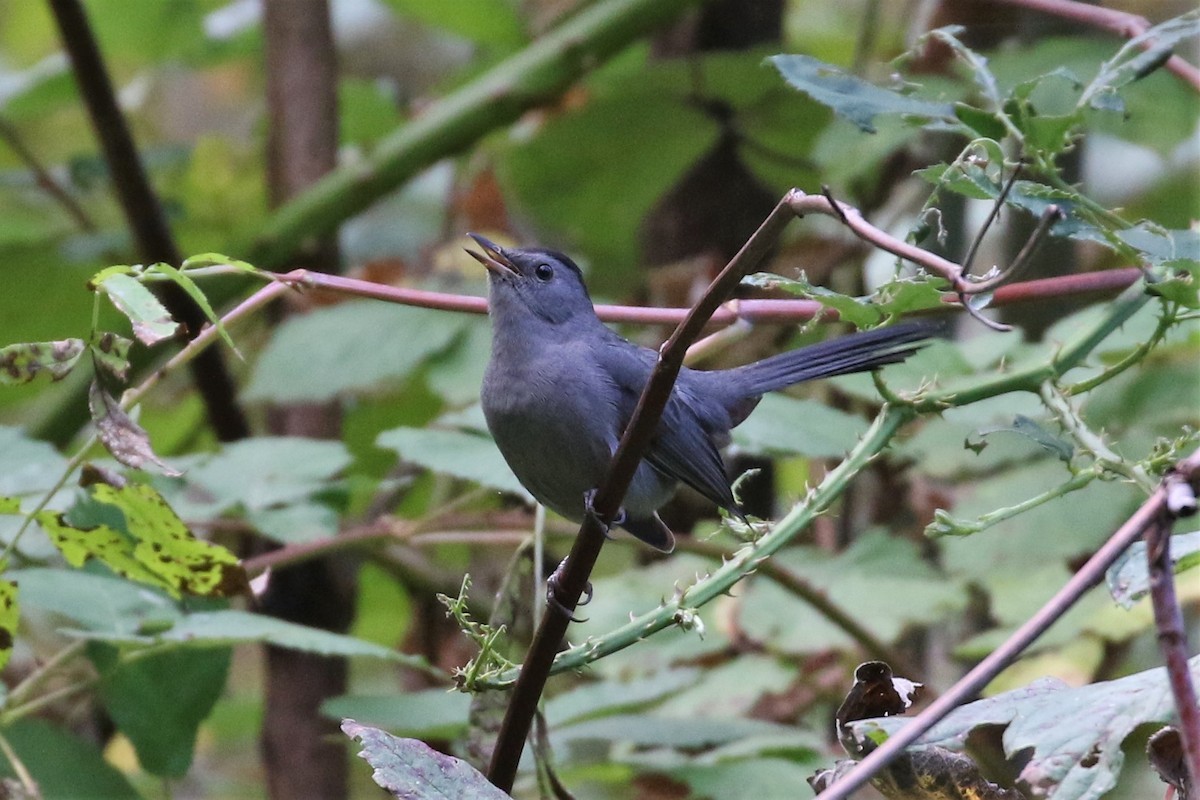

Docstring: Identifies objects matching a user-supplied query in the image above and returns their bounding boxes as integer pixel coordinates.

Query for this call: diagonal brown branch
[485,195,799,792]
[814,448,1200,800]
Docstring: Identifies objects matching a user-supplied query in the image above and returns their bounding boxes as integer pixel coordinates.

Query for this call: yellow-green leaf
[0,579,18,671]
[0,339,86,385]
[91,482,247,598]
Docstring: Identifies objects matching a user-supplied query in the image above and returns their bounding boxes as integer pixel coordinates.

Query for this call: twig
[991,0,1200,92]
[814,449,1200,800]
[963,205,1062,294]
[47,0,249,442]
[959,164,1022,278]
[1146,461,1200,789]
[0,730,37,797]
[0,115,95,232]
[486,194,799,792]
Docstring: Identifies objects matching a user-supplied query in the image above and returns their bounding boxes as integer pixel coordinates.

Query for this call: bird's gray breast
[482,343,619,520]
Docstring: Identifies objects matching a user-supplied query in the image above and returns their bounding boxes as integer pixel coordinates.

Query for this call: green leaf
[739,532,965,653]
[322,689,471,739]
[674,758,825,800]
[0,339,85,385]
[69,609,415,661]
[147,261,239,355]
[242,301,466,403]
[770,54,956,133]
[377,426,533,502]
[89,643,231,777]
[555,713,795,749]
[179,252,259,273]
[88,380,181,476]
[0,579,17,671]
[37,480,247,599]
[342,720,510,799]
[1083,11,1200,106]
[88,332,132,381]
[732,394,869,459]
[741,272,881,327]
[844,655,1200,799]
[953,103,1006,140]
[1106,530,1200,609]
[915,160,1000,201]
[0,718,141,799]
[545,669,698,726]
[9,567,179,635]
[498,59,719,289]
[379,0,525,48]
[91,271,181,346]
[972,415,1074,463]
[183,437,352,512]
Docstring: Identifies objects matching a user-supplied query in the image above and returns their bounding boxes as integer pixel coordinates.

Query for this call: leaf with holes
[842,655,1200,800]
[89,381,180,476]
[0,339,85,385]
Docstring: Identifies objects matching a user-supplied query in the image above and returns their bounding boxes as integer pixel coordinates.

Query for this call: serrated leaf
[0,339,85,385]
[378,426,533,502]
[1084,12,1200,104]
[915,161,999,200]
[242,301,467,403]
[68,609,413,661]
[953,103,1006,140]
[844,655,1200,800]
[770,54,956,133]
[89,332,132,381]
[89,643,230,778]
[93,272,181,345]
[1106,530,1200,609]
[1148,261,1200,308]
[147,262,239,355]
[741,272,881,327]
[88,380,181,476]
[0,579,17,671]
[342,721,510,799]
[877,276,949,317]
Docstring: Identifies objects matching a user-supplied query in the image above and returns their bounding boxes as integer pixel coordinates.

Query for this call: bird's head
[466,233,596,327]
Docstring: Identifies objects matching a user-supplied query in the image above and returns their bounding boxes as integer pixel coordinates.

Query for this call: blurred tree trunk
[258,3,355,800]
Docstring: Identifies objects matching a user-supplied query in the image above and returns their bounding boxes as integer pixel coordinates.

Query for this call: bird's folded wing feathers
[644,394,738,513]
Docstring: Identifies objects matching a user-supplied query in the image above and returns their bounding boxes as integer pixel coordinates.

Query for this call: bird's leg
[546,556,591,623]
[583,488,622,541]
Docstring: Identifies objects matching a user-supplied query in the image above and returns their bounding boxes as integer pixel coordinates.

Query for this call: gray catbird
[468,233,937,552]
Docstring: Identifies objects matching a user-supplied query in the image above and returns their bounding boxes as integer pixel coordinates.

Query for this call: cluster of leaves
[0,2,1196,799]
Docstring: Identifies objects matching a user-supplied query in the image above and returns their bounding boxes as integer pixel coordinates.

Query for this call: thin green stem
[0,729,37,796]
[1040,382,1155,492]
[927,469,1099,538]
[5,639,87,708]
[1066,302,1174,396]
[0,676,98,727]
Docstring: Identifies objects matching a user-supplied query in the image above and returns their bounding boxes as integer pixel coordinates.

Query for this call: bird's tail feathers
[728,319,943,398]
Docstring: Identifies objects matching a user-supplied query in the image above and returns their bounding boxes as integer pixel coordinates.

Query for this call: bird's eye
[534,263,554,282]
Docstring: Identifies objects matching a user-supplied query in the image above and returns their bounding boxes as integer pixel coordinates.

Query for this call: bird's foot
[583,488,623,540]
[546,557,592,623]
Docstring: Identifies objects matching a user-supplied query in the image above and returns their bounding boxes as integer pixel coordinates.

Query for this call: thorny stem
[1040,382,1156,492]
[815,450,1200,800]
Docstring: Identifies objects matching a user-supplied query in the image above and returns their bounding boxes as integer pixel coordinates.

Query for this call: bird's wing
[646,393,739,512]
[596,336,737,513]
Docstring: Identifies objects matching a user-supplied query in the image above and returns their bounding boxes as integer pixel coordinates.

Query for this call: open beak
[465,233,518,277]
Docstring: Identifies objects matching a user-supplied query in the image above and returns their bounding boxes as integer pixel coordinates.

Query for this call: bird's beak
[465,233,518,277]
